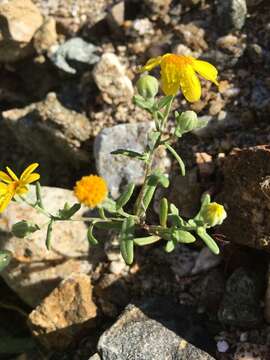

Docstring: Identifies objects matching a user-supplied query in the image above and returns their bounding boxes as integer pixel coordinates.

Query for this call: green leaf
[102,198,117,213]
[134,235,161,246]
[45,219,54,250]
[148,170,169,188]
[170,203,179,215]
[159,198,168,227]
[164,143,185,176]
[148,130,161,151]
[0,250,12,272]
[95,221,123,230]
[156,95,174,110]
[58,203,81,220]
[133,94,154,112]
[12,220,40,238]
[35,181,44,209]
[164,240,176,253]
[168,214,185,227]
[197,227,220,255]
[87,222,99,245]
[171,229,196,243]
[119,217,135,265]
[116,183,135,210]
[111,148,148,161]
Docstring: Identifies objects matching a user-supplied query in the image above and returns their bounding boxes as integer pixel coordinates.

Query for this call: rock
[94,122,170,198]
[50,38,99,74]
[143,0,172,16]
[89,355,101,360]
[33,0,114,34]
[191,248,222,275]
[246,0,263,6]
[234,343,269,360]
[97,301,215,359]
[217,146,270,251]
[132,18,155,36]
[106,1,125,30]
[28,273,97,350]
[174,23,208,52]
[216,0,247,32]
[2,92,92,167]
[33,17,58,54]
[218,268,263,328]
[92,53,134,104]
[0,186,95,307]
[0,0,43,62]
[264,263,270,323]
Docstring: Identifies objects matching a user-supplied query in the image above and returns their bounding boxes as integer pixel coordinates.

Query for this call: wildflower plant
[0,54,227,270]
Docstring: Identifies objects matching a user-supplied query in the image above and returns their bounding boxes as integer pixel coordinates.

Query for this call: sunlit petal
[0,182,8,194]
[0,171,13,184]
[20,163,39,182]
[6,167,19,181]
[16,186,28,195]
[0,189,15,213]
[179,64,201,102]
[160,58,181,95]
[22,173,40,184]
[140,56,162,72]
[192,59,219,86]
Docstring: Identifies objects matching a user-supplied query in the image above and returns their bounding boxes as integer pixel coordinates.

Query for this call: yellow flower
[202,202,227,227]
[140,53,219,102]
[0,163,40,213]
[74,175,108,208]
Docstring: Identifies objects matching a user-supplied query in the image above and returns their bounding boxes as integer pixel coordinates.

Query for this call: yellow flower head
[202,202,227,227]
[140,53,219,102]
[74,175,108,208]
[0,163,40,213]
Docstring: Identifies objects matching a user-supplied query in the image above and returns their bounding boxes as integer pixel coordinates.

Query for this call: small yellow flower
[0,163,40,213]
[202,202,227,227]
[140,53,219,102]
[74,175,108,208]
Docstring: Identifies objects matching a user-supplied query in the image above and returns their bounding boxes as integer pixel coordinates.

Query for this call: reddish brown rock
[217,146,270,251]
[28,273,97,350]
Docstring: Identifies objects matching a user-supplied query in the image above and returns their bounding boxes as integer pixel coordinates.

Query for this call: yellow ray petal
[160,59,181,96]
[179,64,201,103]
[0,182,8,194]
[0,171,13,184]
[140,56,162,72]
[0,189,14,213]
[6,167,19,181]
[20,163,39,182]
[22,173,40,184]
[16,185,28,195]
[192,59,219,86]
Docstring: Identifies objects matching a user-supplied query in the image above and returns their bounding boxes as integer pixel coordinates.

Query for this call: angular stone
[93,53,134,104]
[234,343,269,360]
[97,303,215,359]
[94,122,170,198]
[33,17,58,54]
[217,146,270,251]
[0,186,94,307]
[28,273,97,350]
[0,0,43,62]
[217,0,247,32]
[2,92,92,166]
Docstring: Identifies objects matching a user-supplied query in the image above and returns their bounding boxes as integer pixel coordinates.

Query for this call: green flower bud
[175,110,199,137]
[12,221,40,238]
[136,75,159,99]
[201,202,227,227]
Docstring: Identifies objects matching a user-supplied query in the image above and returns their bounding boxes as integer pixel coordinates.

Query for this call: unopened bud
[175,110,199,136]
[136,75,159,99]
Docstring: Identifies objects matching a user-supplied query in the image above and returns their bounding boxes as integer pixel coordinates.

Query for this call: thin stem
[19,196,51,218]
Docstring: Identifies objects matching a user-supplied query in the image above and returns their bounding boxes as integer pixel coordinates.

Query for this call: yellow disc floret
[74,175,108,208]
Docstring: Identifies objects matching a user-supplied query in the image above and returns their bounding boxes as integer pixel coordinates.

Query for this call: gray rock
[93,53,134,104]
[0,0,43,62]
[2,92,92,167]
[50,38,100,74]
[218,268,263,328]
[217,0,247,32]
[94,122,170,198]
[97,302,215,359]
[0,186,98,307]
[106,1,125,30]
[88,354,101,360]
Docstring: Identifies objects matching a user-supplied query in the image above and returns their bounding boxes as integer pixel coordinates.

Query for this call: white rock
[93,53,134,104]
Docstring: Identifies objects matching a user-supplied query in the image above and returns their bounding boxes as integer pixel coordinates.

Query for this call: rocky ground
[0,0,270,359]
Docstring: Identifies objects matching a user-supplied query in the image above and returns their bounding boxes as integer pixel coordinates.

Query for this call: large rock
[0,0,43,62]
[2,92,92,167]
[216,0,247,32]
[97,302,215,359]
[217,146,270,251]
[94,122,170,198]
[28,273,97,350]
[93,53,134,104]
[0,186,96,307]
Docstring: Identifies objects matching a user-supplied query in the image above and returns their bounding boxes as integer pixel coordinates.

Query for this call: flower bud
[175,110,199,136]
[12,220,39,238]
[201,202,227,227]
[136,75,159,99]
